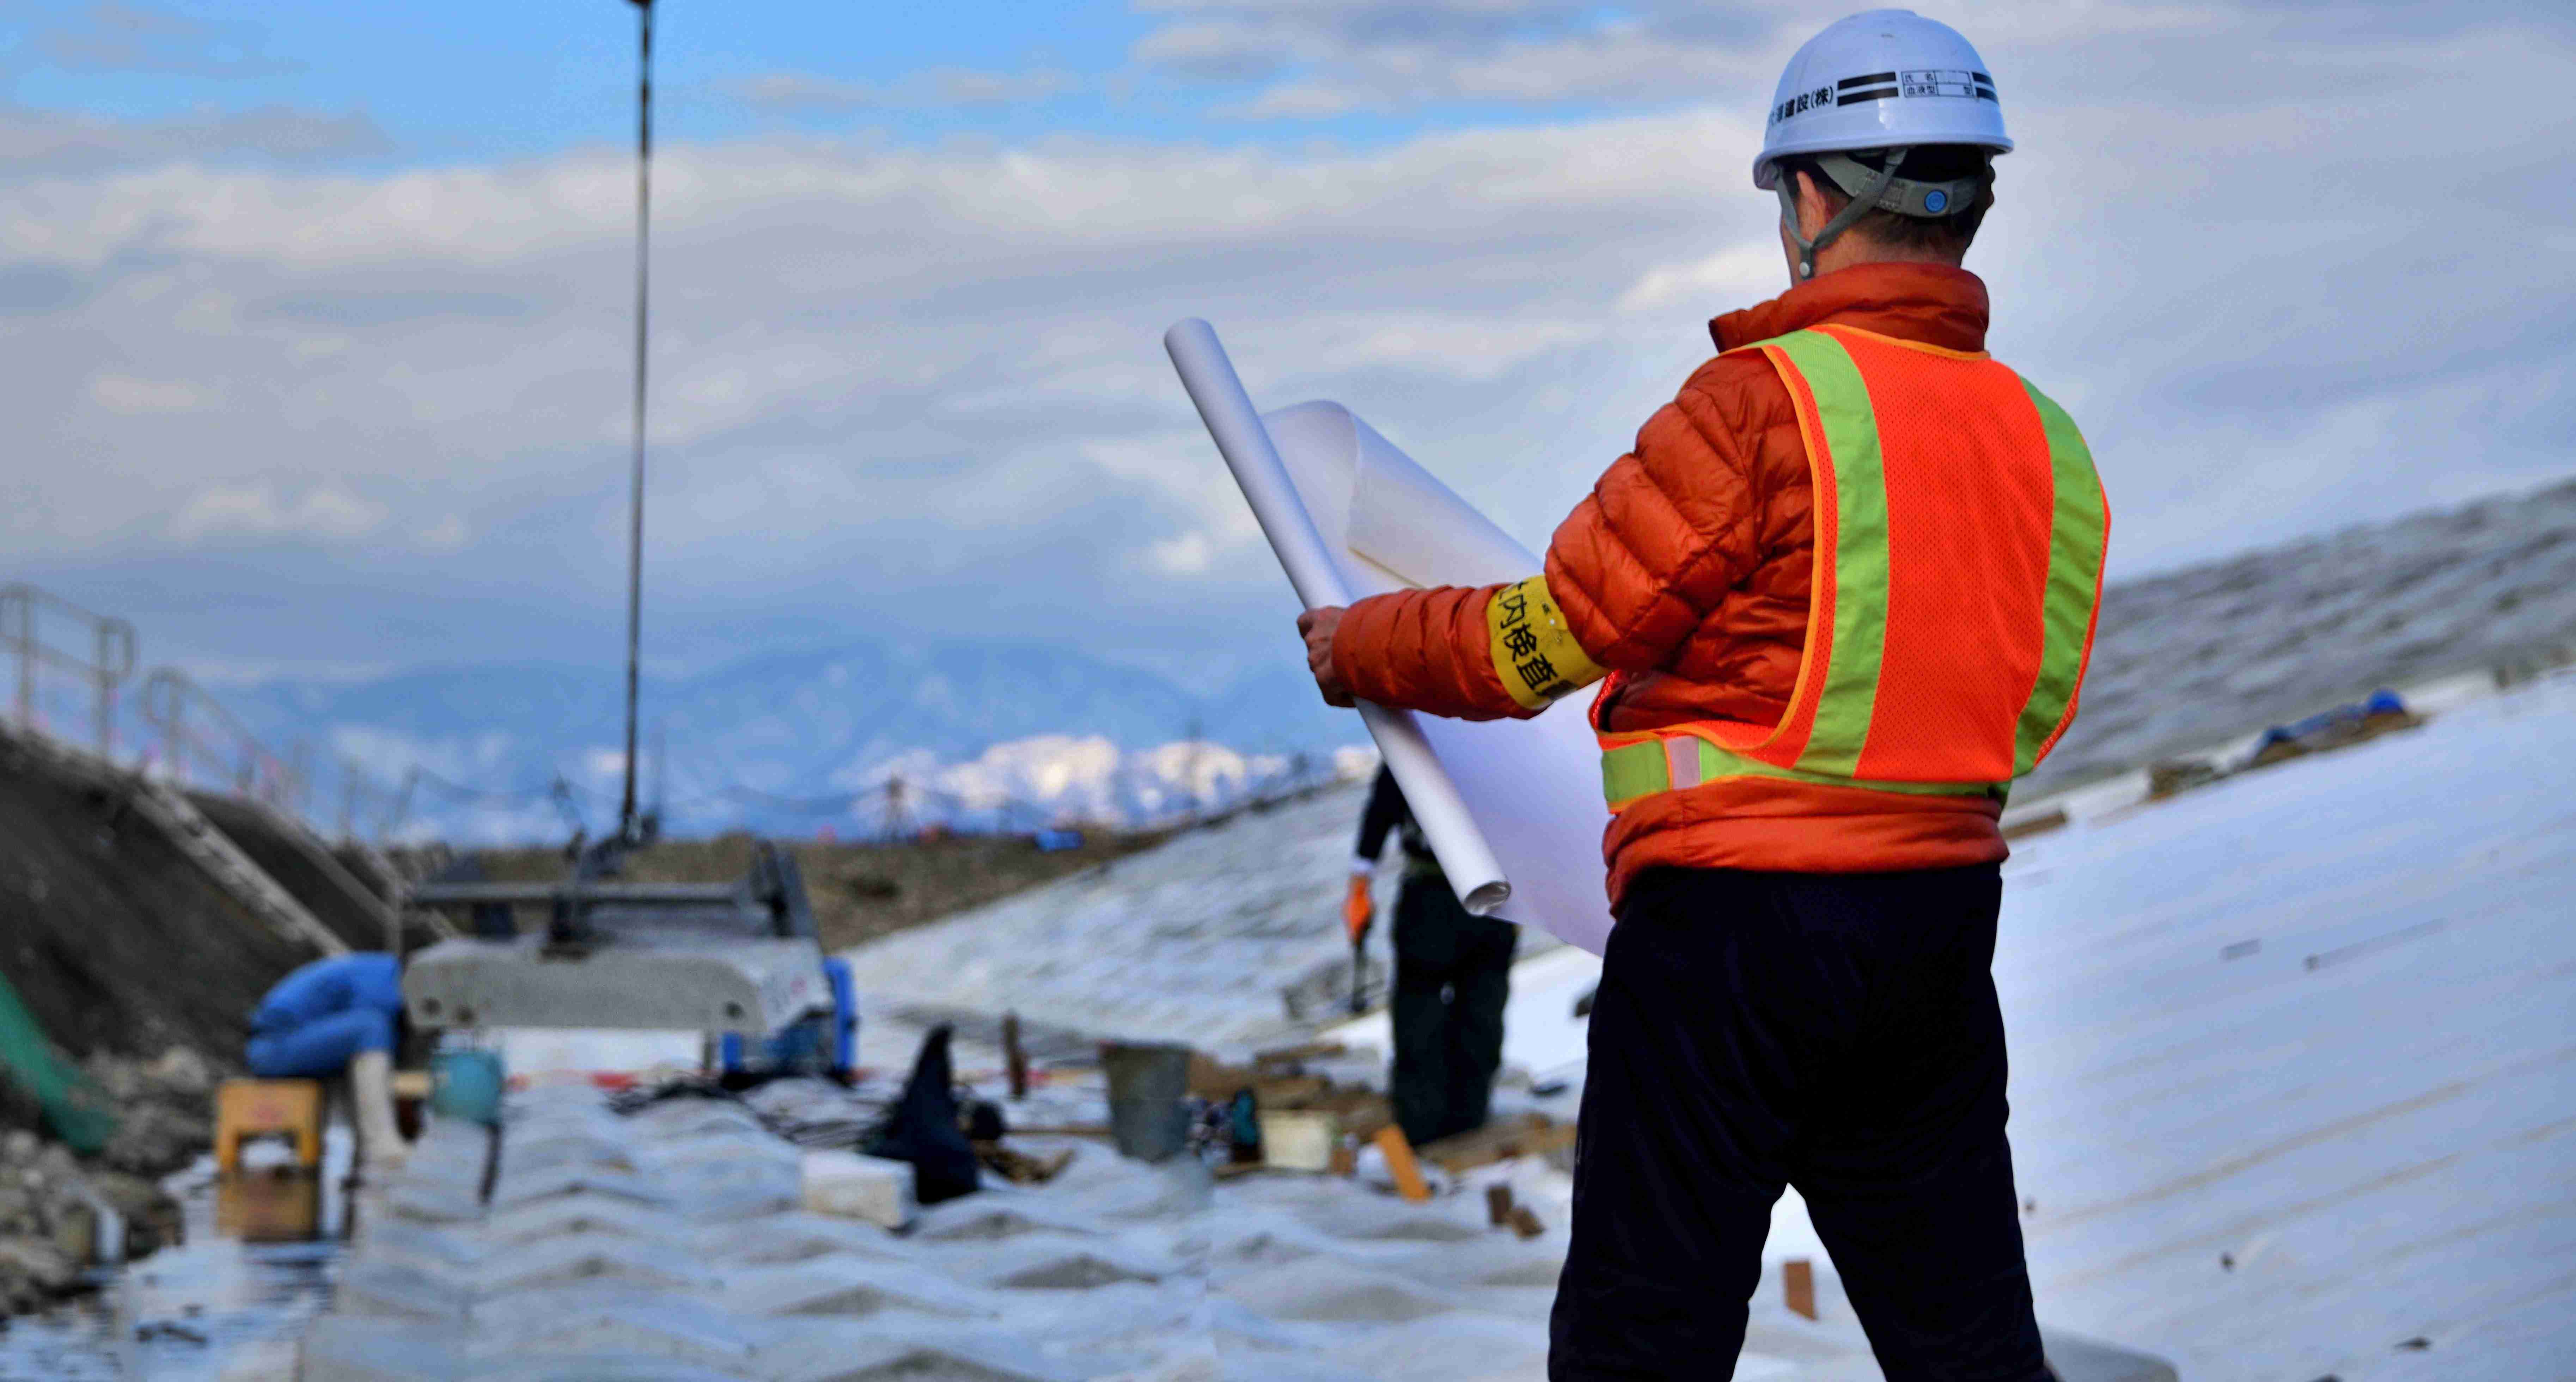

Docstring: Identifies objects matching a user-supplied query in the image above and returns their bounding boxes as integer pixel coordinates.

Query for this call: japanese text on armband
[1485,575,1606,712]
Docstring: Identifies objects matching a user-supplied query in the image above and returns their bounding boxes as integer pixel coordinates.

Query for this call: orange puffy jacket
[1330,262,2011,904]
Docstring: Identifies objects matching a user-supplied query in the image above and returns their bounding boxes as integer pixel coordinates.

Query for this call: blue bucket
[428,1049,505,1126]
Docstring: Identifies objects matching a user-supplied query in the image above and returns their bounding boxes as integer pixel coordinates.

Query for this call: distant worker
[1345,765,1515,1148]
[1298,11,2106,1378]
[246,952,412,1170]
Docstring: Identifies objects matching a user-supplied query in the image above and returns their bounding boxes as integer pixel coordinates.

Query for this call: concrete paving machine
[399,835,853,1075]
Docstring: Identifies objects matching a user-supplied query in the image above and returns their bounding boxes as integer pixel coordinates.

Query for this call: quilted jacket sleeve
[1545,385,1771,672]
[1329,369,1772,721]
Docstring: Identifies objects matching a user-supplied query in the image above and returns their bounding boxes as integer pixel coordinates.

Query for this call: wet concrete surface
[0,1129,355,1380]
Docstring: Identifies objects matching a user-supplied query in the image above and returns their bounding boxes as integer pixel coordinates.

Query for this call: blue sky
[3,1,1688,159]
[2,0,2572,704]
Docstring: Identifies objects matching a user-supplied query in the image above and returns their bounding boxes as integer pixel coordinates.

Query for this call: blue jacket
[249,953,403,1036]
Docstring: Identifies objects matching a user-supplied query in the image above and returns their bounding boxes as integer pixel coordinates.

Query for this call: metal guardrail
[0,583,137,757]
[139,665,303,811]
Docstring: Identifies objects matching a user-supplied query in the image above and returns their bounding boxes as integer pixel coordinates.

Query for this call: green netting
[0,966,117,1154]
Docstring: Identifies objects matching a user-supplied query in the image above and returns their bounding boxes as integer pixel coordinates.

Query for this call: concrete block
[719,1257,995,1320]
[346,1219,488,1274]
[679,1178,802,1222]
[639,1131,801,1175]
[987,1248,1169,1292]
[702,1213,917,1266]
[481,1231,726,1294]
[799,1149,911,1230]
[634,1100,769,1140]
[488,1192,695,1249]
[508,1131,642,1175]
[752,1322,1083,1382]
[297,1316,470,1381]
[912,1202,1103,1244]
[479,1293,761,1372]
[336,1259,475,1320]
[385,1176,487,1226]
[490,1162,671,1211]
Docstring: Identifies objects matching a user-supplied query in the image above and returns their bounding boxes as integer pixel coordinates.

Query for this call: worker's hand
[1299,606,1354,708]
[1342,874,1374,944]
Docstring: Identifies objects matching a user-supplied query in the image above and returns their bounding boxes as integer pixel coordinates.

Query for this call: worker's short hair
[1776,143,1994,257]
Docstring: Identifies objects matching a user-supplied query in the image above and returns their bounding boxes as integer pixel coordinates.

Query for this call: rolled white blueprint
[1260,401,1613,953]
[1165,318,1513,916]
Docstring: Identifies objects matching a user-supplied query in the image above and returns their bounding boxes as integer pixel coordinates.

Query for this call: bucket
[1099,1041,1193,1163]
[428,1049,505,1126]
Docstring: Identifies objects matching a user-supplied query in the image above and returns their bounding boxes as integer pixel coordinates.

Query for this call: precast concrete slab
[704,1211,919,1265]
[299,1316,757,1382]
[404,936,830,1035]
[477,1230,729,1293]
[488,1192,697,1248]
[716,1255,998,1319]
[336,1258,478,1320]
[911,1200,1106,1244]
[489,1162,673,1211]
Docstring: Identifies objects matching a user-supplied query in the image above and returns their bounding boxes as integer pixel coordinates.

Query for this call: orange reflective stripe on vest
[1599,324,2108,809]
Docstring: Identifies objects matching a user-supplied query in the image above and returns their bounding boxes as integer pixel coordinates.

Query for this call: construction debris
[1372,1125,1432,1203]
[1784,1258,1818,1320]
[1417,1111,1576,1177]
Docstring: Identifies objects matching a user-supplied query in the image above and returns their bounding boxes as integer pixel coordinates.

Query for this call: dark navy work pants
[1549,864,2048,1381]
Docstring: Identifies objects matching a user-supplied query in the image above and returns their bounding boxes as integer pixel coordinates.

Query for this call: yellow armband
[1487,574,1606,711]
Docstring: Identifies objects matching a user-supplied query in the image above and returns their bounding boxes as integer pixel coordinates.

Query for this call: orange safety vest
[1597,324,2108,809]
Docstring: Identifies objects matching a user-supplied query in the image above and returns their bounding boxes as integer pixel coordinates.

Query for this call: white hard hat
[1754,9,2012,191]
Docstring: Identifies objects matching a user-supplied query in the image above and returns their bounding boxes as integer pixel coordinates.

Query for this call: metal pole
[11,592,30,732]
[96,620,132,761]
[617,0,654,843]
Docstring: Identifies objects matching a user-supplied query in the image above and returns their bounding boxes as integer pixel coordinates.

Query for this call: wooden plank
[1373,1125,1431,1203]
[1418,1111,1573,1175]
[1784,1258,1817,1320]
[1253,1041,1346,1070]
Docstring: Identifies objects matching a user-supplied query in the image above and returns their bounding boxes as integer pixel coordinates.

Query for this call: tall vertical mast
[618,0,654,841]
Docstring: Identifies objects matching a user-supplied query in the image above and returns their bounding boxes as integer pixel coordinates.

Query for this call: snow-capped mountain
[163,639,1371,844]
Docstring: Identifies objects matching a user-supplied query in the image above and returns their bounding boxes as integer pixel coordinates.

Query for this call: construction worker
[1296,11,2105,1377]
[1346,764,1515,1148]
[245,951,412,1171]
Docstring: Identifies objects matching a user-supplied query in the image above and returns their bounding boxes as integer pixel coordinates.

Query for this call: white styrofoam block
[800,1148,913,1230]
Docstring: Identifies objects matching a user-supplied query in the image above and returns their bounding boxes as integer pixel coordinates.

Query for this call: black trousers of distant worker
[1549,864,2049,1382]
[1390,871,1516,1148]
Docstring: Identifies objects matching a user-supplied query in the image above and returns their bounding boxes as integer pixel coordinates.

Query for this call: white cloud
[1147,532,1216,575]
[89,372,214,413]
[416,514,470,551]
[5,1,2572,674]
[167,481,387,542]
[1617,245,1778,315]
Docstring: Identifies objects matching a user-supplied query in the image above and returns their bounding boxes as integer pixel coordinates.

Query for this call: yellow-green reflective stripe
[2013,380,2107,775]
[1600,739,1668,806]
[1692,737,1999,798]
[1601,735,2001,804]
[1770,331,1889,777]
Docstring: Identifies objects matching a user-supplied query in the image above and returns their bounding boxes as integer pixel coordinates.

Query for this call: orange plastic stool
[214,1079,324,1173]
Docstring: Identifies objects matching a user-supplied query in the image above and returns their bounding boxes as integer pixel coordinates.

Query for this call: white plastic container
[800,1148,913,1230]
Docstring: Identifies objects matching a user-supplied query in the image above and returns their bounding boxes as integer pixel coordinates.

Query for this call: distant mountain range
[190,640,1369,844]
[28,475,2575,845]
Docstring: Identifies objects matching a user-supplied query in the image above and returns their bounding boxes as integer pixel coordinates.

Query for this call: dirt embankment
[0,732,329,1315]
[187,792,387,952]
[0,735,316,1067]
[476,827,1171,951]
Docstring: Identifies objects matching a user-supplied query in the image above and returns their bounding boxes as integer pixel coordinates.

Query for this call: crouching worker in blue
[246,952,411,1170]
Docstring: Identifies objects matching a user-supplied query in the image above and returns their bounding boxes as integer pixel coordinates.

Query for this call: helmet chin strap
[1778,145,1911,281]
